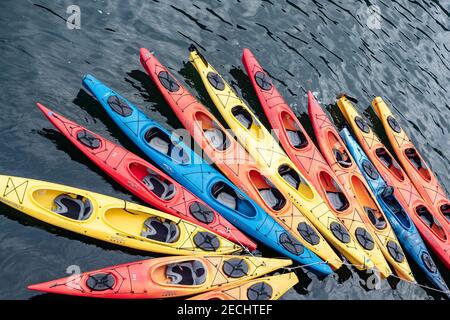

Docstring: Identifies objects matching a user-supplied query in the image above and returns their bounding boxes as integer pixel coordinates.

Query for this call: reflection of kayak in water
[28,255,291,298]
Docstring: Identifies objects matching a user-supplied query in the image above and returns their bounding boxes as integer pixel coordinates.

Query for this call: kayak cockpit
[328,132,352,168]
[404,148,432,182]
[375,148,404,182]
[152,259,207,287]
[248,169,286,211]
[350,175,387,230]
[379,186,411,229]
[104,207,180,242]
[280,111,308,149]
[211,181,257,217]
[441,204,450,223]
[144,127,191,164]
[231,106,264,140]
[129,163,176,201]
[415,205,447,241]
[194,111,230,151]
[33,189,94,221]
[277,164,314,200]
[318,171,350,212]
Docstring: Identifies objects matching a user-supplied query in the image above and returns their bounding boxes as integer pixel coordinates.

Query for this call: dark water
[0,0,448,300]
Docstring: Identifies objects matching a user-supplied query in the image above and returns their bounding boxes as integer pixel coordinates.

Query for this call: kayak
[337,96,450,269]
[0,175,241,255]
[82,75,331,273]
[241,49,391,277]
[340,128,450,295]
[189,46,376,273]
[188,272,298,300]
[28,255,292,298]
[372,97,450,226]
[306,94,413,280]
[139,48,341,273]
[37,103,256,251]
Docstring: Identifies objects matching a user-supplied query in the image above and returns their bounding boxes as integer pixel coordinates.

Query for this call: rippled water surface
[0,0,448,299]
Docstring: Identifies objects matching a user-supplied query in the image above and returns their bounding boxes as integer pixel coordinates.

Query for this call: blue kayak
[340,127,449,295]
[81,74,332,275]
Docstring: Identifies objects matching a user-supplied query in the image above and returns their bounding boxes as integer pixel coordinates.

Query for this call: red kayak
[37,103,256,251]
[241,48,392,277]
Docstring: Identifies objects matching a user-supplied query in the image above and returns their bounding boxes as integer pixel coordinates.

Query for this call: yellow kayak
[189,47,378,273]
[188,272,298,300]
[0,175,242,255]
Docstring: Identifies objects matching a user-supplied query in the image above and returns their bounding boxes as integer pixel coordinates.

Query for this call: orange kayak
[338,96,450,269]
[139,47,341,274]
[308,93,414,281]
[242,49,391,277]
[372,97,450,228]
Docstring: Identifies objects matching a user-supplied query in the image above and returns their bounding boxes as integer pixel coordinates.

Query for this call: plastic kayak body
[306,95,413,280]
[372,97,450,228]
[139,48,340,273]
[189,47,376,272]
[188,272,298,300]
[0,175,241,255]
[28,255,291,298]
[241,49,391,277]
[37,103,255,251]
[338,96,450,269]
[341,128,449,295]
[82,75,330,272]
